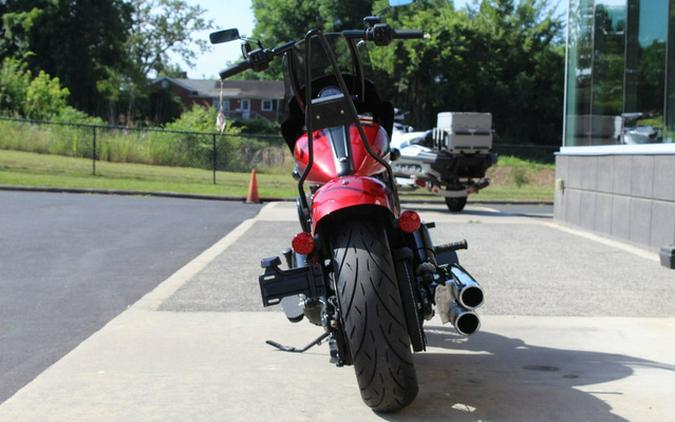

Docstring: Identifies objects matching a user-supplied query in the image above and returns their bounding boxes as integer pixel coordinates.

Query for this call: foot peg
[435,239,468,254]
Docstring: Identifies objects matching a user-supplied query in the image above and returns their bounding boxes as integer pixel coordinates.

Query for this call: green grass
[0,119,288,173]
[495,155,555,170]
[0,149,297,198]
[0,149,553,201]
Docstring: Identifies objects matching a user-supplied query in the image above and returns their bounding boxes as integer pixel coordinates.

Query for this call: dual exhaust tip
[449,302,481,336]
[446,265,483,336]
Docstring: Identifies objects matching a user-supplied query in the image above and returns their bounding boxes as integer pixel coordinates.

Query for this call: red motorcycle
[212,8,484,413]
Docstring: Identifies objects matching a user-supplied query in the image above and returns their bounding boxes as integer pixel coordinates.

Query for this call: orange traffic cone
[246,168,260,204]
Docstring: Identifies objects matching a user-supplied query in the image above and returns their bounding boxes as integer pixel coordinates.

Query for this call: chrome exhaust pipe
[448,301,481,336]
[434,271,483,336]
[449,265,484,310]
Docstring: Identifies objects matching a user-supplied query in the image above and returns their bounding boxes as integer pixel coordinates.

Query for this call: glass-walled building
[556,0,675,254]
[565,0,674,146]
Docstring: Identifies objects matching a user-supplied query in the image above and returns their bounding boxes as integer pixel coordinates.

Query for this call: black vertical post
[212,133,217,184]
[92,126,97,176]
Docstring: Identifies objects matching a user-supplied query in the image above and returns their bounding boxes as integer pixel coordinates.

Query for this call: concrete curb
[0,185,293,203]
[402,198,554,206]
[0,185,552,206]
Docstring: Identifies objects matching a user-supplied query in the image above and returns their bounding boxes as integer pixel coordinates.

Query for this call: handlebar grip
[393,29,424,39]
[219,61,251,80]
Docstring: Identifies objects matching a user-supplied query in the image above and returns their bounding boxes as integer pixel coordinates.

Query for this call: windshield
[278,32,393,149]
[282,33,370,106]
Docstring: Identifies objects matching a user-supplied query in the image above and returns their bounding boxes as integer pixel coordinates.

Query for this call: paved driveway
[0,191,261,402]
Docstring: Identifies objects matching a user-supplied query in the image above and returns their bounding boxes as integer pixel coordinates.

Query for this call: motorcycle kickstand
[266,331,330,353]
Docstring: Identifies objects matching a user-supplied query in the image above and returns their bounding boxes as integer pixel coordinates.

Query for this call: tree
[248,0,564,144]
[0,0,133,116]
[108,0,213,125]
[126,0,213,77]
[1,0,212,124]
[0,57,31,115]
[252,0,374,46]
[0,7,43,59]
[0,56,78,120]
[369,0,564,144]
[24,70,70,119]
[368,0,474,127]
[250,0,375,79]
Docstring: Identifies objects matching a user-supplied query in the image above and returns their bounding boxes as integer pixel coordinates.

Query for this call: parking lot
[1,199,673,421]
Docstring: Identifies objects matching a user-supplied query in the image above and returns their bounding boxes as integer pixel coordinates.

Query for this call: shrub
[54,106,105,125]
[0,100,291,173]
[512,167,529,188]
[232,117,279,134]
[166,105,237,134]
[25,71,70,120]
[0,57,30,115]
[0,58,31,116]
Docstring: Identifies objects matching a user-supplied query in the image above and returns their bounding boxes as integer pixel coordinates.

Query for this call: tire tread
[331,220,418,412]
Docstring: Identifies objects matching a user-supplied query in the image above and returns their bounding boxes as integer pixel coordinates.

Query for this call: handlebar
[271,40,296,55]
[218,25,423,79]
[342,26,424,44]
[219,40,296,80]
[219,61,251,80]
[393,29,424,39]
[342,29,368,39]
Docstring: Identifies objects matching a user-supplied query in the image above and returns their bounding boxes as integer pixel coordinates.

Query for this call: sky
[178,0,256,79]
[181,0,567,79]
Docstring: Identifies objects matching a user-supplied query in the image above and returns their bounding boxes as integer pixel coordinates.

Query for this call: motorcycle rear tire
[330,219,418,412]
[445,196,467,212]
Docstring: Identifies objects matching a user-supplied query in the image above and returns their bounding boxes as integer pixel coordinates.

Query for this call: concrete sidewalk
[1,311,673,422]
[1,202,674,421]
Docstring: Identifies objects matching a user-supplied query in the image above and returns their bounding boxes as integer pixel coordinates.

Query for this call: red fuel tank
[293,122,389,184]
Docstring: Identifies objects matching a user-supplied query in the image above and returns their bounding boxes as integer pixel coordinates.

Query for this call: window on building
[565,0,673,146]
[213,98,229,111]
[261,99,273,112]
[240,99,250,111]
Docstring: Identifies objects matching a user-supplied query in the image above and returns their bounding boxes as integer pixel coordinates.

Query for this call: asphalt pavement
[0,191,261,403]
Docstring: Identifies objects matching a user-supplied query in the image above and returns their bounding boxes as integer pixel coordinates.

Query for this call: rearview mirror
[209,28,240,45]
[388,0,415,6]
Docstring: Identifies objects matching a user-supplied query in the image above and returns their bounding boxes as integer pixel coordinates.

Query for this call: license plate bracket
[258,257,325,306]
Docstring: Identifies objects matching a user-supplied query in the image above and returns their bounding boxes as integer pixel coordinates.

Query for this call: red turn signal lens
[414,178,427,188]
[399,210,421,233]
[292,232,315,255]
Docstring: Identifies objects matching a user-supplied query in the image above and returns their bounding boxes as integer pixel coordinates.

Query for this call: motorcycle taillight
[398,210,421,233]
[292,232,315,255]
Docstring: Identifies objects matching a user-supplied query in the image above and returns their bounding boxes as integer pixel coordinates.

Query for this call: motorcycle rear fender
[311,175,399,234]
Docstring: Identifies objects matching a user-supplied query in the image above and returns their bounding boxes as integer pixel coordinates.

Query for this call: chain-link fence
[0,116,559,190]
[0,116,292,184]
